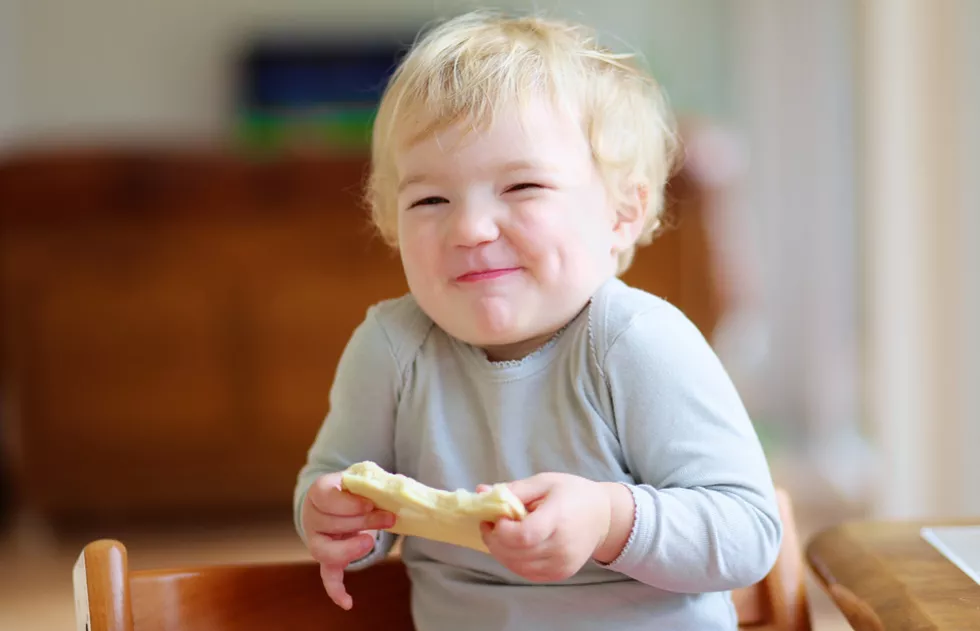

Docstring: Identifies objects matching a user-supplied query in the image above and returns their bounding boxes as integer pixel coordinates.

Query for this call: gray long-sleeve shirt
[294,277,782,631]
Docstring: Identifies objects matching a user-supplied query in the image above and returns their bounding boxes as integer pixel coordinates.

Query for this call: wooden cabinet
[0,148,720,525]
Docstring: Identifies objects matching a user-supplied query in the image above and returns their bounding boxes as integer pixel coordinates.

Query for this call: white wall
[728,0,980,519]
[863,0,979,519]
[958,0,980,516]
[0,0,22,147]
[11,0,732,143]
[729,0,865,497]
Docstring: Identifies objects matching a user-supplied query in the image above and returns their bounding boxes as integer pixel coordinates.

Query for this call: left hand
[479,473,612,583]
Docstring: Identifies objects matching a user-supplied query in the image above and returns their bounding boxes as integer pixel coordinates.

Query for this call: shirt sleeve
[599,304,782,593]
[293,307,401,568]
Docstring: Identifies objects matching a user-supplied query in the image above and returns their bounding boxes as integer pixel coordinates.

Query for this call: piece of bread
[340,461,527,553]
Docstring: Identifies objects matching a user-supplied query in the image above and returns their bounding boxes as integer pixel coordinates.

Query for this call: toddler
[295,11,781,631]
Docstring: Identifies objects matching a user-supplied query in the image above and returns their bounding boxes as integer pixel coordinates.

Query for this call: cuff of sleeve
[294,482,315,545]
[600,483,656,574]
[347,530,395,571]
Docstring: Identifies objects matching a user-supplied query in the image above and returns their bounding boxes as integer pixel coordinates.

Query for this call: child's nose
[450,203,500,247]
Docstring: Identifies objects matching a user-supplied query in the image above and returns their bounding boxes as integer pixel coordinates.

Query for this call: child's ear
[610,183,649,253]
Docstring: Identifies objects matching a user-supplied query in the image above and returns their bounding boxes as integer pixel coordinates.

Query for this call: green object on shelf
[236,107,378,153]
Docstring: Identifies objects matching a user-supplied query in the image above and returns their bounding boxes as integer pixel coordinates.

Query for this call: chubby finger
[313,510,395,536]
[310,481,375,517]
[505,474,556,505]
[309,532,376,566]
[489,506,558,550]
[320,563,353,610]
[479,520,499,551]
[502,556,575,583]
[476,484,492,494]
[480,533,564,582]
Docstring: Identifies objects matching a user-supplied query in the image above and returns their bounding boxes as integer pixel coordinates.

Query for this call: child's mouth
[456,268,521,282]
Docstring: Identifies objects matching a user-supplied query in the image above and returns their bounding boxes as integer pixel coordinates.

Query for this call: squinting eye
[506,183,543,193]
[409,196,448,208]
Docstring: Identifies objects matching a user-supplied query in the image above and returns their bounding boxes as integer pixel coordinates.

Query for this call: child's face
[394,98,623,360]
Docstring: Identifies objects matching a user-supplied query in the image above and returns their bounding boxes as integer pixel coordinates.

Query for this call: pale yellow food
[340,461,527,553]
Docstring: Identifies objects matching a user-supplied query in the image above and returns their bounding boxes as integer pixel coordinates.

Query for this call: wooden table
[806,520,980,630]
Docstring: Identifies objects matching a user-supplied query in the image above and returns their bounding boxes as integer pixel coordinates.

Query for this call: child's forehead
[391,98,585,162]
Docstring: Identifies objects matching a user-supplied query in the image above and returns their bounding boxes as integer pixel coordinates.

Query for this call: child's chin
[453,327,524,347]
[437,307,524,342]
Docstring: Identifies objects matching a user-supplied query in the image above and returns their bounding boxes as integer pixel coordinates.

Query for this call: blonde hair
[366,11,680,274]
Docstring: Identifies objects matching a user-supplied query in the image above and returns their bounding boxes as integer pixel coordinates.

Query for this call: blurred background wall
[0,0,735,143]
[961,0,980,517]
[0,1,20,146]
[860,0,979,519]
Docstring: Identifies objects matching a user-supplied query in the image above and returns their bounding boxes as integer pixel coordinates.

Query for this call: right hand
[302,472,396,609]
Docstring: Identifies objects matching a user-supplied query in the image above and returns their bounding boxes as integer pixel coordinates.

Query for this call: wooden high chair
[73,489,809,631]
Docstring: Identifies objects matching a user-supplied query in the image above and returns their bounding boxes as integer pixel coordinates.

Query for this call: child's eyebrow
[500,160,552,173]
[397,160,555,193]
[398,173,439,194]
[398,173,429,193]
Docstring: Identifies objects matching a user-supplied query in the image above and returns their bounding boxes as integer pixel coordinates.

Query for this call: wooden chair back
[74,489,809,631]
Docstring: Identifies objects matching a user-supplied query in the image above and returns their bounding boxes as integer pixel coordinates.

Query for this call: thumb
[490,492,561,549]
[506,473,556,506]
